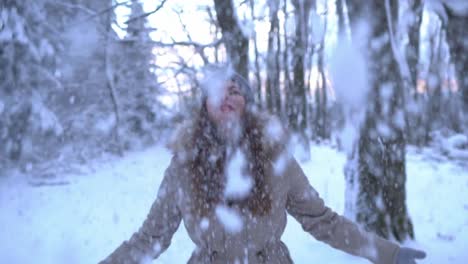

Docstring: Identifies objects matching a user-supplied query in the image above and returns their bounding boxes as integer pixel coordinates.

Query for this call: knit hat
[200,65,254,105]
[229,72,254,105]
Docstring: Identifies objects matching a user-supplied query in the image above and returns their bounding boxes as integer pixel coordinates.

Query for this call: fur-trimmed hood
[166,112,289,160]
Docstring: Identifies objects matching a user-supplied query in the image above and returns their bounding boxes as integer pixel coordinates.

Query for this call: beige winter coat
[100,115,399,264]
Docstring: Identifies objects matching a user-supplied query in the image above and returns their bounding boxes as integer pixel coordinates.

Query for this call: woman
[100,69,426,264]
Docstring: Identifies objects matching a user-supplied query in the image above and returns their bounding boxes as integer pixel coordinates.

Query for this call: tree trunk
[346,0,414,242]
[336,0,347,37]
[316,10,328,140]
[406,0,423,92]
[317,44,328,139]
[404,0,424,145]
[444,5,468,114]
[249,0,262,106]
[266,0,281,114]
[425,24,444,142]
[104,2,122,155]
[274,14,282,115]
[282,0,292,121]
[213,0,249,79]
[288,0,315,132]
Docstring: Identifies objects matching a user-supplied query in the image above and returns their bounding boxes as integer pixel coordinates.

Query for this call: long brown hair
[187,102,272,217]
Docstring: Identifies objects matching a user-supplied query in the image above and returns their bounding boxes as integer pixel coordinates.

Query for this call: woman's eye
[230,90,241,95]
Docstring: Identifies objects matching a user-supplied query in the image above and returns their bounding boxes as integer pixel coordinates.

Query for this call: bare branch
[48,1,96,15]
[34,65,63,90]
[118,39,221,49]
[61,0,133,31]
[173,8,193,42]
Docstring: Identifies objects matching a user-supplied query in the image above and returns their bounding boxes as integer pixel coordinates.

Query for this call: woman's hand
[396,247,426,264]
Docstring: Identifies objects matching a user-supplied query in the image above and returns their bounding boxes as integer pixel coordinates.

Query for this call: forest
[1,0,467,263]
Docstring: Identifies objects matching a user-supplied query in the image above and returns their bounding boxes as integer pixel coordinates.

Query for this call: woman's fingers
[408,248,426,259]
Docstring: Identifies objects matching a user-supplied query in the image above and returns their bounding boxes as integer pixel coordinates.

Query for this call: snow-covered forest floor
[1,143,467,263]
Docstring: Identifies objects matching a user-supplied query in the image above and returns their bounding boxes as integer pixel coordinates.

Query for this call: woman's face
[206,79,246,125]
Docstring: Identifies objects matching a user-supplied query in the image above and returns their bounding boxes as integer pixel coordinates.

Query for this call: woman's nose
[223,92,233,102]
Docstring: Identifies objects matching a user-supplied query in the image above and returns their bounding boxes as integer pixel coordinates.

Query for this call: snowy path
[1,144,467,263]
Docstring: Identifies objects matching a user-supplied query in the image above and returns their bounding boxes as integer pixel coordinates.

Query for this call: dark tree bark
[406,0,423,92]
[249,0,262,106]
[274,10,282,115]
[104,0,122,154]
[336,0,347,37]
[317,40,328,139]
[315,9,329,140]
[288,0,315,132]
[424,24,445,142]
[444,5,468,114]
[282,0,292,121]
[345,0,414,242]
[213,0,249,79]
[266,0,281,114]
[405,0,424,145]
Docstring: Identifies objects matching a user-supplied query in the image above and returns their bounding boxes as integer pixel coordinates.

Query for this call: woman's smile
[220,102,235,113]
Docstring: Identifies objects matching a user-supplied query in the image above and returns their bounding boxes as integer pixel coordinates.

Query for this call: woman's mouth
[221,104,234,113]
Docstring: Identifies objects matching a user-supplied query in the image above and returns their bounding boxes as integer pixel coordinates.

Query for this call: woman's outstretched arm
[99,156,182,264]
[285,157,400,264]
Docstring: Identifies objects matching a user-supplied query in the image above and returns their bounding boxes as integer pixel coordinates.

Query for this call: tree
[0,0,62,165]
[213,0,249,79]
[249,0,263,106]
[406,0,424,92]
[345,0,414,241]
[315,7,329,140]
[282,0,292,121]
[116,0,160,147]
[288,0,315,133]
[443,4,468,116]
[404,0,425,145]
[336,0,347,37]
[424,21,446,141]
[265,0,282,115]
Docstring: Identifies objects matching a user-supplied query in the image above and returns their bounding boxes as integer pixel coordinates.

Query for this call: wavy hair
[187,102,272,217]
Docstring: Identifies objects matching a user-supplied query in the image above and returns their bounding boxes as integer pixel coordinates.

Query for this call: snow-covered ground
[1,144,467,263]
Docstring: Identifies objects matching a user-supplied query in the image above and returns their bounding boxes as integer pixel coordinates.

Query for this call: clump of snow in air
[290,134,311,162]
[153,242,162,255]
[95,115,116,135]
[376,122,393,139]
[273,153,288,176]
[339,121,360,155]
[200,217,210,231]
[329,22,370,155]
[63,20,99,60]
[329,30,370,109]
[0,100,4,114]
[200,65,234,109]
[265,117,283,142]
[215,205,243,234]
[224,149,253,200]
[265,118,289,176]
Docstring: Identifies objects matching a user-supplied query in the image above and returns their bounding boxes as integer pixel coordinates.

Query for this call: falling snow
[215,205,243,234]
[224,149,253,200]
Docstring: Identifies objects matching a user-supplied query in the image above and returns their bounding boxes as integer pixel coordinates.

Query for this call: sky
[111,0,455,106]
[113,0,339,107]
